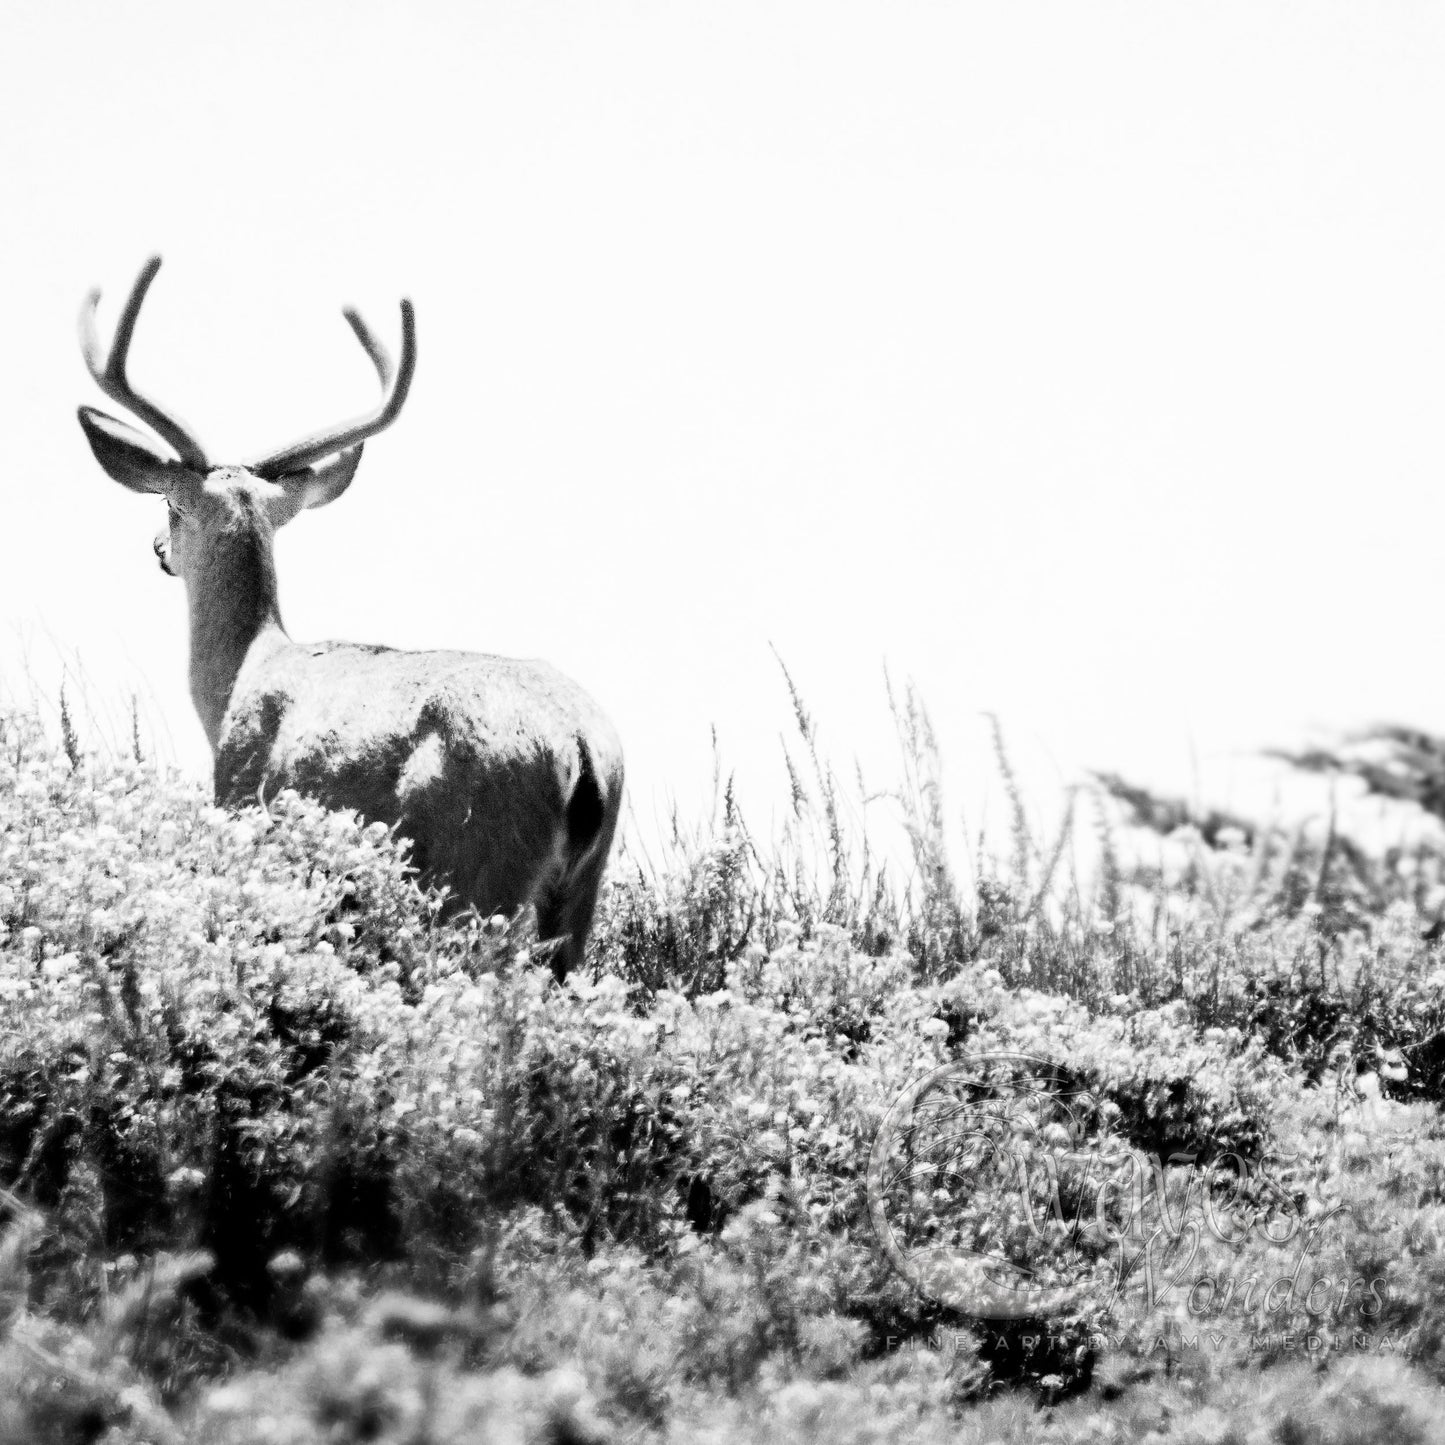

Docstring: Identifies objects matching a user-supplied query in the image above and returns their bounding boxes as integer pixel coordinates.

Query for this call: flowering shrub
[6,700,1445,1437]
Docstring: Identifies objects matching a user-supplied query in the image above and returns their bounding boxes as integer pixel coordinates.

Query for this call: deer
[76,257,624,980]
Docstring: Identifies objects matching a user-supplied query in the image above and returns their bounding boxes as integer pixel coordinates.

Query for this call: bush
[6,693,1445,1437]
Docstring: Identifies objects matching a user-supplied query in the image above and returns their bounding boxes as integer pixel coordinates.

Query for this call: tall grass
[3,677,1445,1439]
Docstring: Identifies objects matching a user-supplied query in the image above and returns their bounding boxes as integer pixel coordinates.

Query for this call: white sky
[4,3,1445,870]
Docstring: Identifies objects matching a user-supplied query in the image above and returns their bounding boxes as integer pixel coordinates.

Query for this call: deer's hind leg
[535,786,621,983]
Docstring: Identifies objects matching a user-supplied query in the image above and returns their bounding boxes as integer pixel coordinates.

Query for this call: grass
[3,681,1445,1441]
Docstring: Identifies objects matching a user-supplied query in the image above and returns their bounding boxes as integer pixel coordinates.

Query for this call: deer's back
[215,641,624,911]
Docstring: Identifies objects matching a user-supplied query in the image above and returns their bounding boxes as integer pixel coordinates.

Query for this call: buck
[76,257,623,979]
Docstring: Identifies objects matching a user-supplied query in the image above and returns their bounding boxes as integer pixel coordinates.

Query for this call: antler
[79,256,211,472]
[250,299,416,479]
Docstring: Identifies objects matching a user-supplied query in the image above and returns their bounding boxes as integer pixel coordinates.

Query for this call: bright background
[4,3,1444,869]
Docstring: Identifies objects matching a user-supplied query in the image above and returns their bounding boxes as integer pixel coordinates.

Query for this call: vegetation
[3,688,1445,1441]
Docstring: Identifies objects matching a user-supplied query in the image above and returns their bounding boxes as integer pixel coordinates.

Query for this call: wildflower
[166,1166,207,1196]
[756,1131,787,1158]
[266,1250,306,1281]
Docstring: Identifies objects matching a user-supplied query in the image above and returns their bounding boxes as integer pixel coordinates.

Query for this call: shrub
[7,691,1445,1435]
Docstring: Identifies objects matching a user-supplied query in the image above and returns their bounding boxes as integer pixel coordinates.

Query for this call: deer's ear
[78,405,199,495]
[277,445,364,517]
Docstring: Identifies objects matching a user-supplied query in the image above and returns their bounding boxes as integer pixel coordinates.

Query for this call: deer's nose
[153,533,174,576]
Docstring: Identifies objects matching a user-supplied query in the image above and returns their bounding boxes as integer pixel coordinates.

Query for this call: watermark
[876,1324,1418,1363]
[866,1052,1388,1325]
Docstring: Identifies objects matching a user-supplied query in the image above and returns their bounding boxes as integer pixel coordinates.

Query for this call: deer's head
[77,257,416,584]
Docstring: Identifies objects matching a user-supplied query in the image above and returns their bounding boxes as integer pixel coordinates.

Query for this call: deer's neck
[185,524,289,748]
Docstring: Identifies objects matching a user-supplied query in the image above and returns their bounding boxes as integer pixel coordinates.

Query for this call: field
[4,686,1445,1443]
